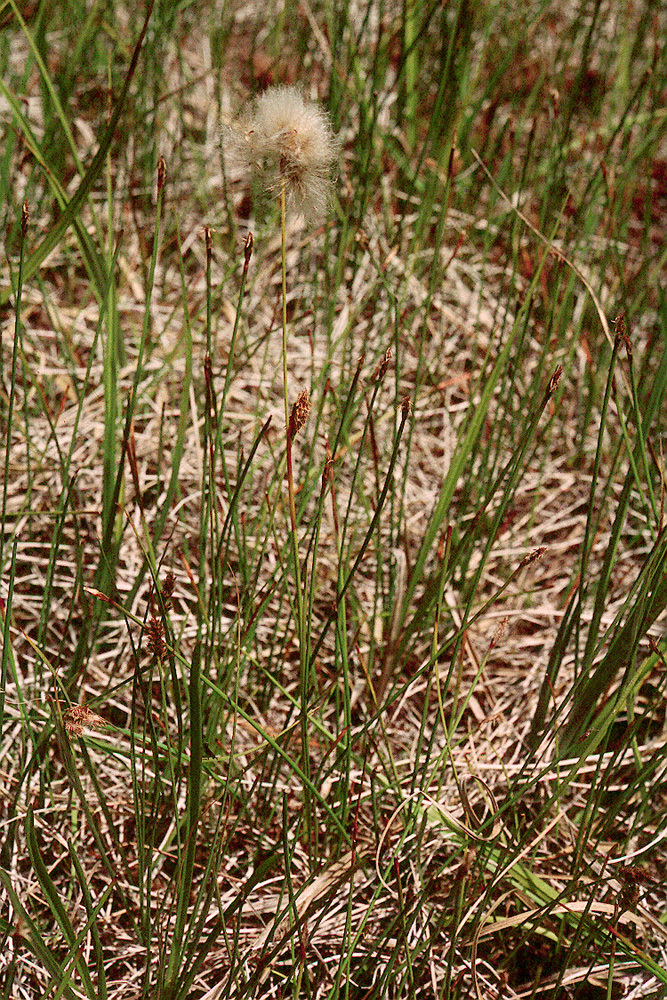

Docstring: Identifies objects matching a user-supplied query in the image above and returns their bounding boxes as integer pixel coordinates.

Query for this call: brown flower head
[226,85,338,224]
[288,388,311,440]
[63,704,107,737]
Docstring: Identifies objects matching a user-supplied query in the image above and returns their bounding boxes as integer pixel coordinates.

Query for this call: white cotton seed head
[226,85,338,224]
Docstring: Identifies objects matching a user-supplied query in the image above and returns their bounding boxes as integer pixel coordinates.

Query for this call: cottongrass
[225,85,338,223]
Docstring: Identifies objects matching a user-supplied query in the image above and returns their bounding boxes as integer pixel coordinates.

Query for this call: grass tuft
[2,2,667,998]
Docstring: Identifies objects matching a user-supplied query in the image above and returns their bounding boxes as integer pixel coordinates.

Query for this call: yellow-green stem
[279,179,312,845]
[280,181,303,621]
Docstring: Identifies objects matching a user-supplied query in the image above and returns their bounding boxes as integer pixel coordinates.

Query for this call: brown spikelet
[490,617,509,650]
[63,704,107,738]
[546,365,563,399]
[288,389,311,441]
[244,232,254,273]
[614,311,632,360]
[370,348,391,385]
[157,155,166,194]
[162,571,175,610]
[321,440,333,495]
[146,614,167,662]
[518,546,546,570]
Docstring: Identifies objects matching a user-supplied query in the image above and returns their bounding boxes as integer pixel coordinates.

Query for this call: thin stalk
[1,201,27,573]
[0,543,17,740]
[220,232,253,414]
[163,642,203,999]
[96,158,165,602]
[199,225,214,633]
[280,181,303,600]
[401,0,418,150]
[279,178,312,847]
[309,397,411,670]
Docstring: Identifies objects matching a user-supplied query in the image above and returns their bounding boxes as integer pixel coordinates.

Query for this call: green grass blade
[0,0,155,304]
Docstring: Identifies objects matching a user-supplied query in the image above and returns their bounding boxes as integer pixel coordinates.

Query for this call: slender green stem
[1,202,26,575]
[164,642,203,999]
[279,178,312,849]
[280,181,301,561]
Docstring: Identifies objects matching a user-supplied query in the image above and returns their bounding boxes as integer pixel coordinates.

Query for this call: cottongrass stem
[225,85,336,854]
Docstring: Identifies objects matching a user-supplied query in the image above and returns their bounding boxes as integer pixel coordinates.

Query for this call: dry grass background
[2,1,667,998]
